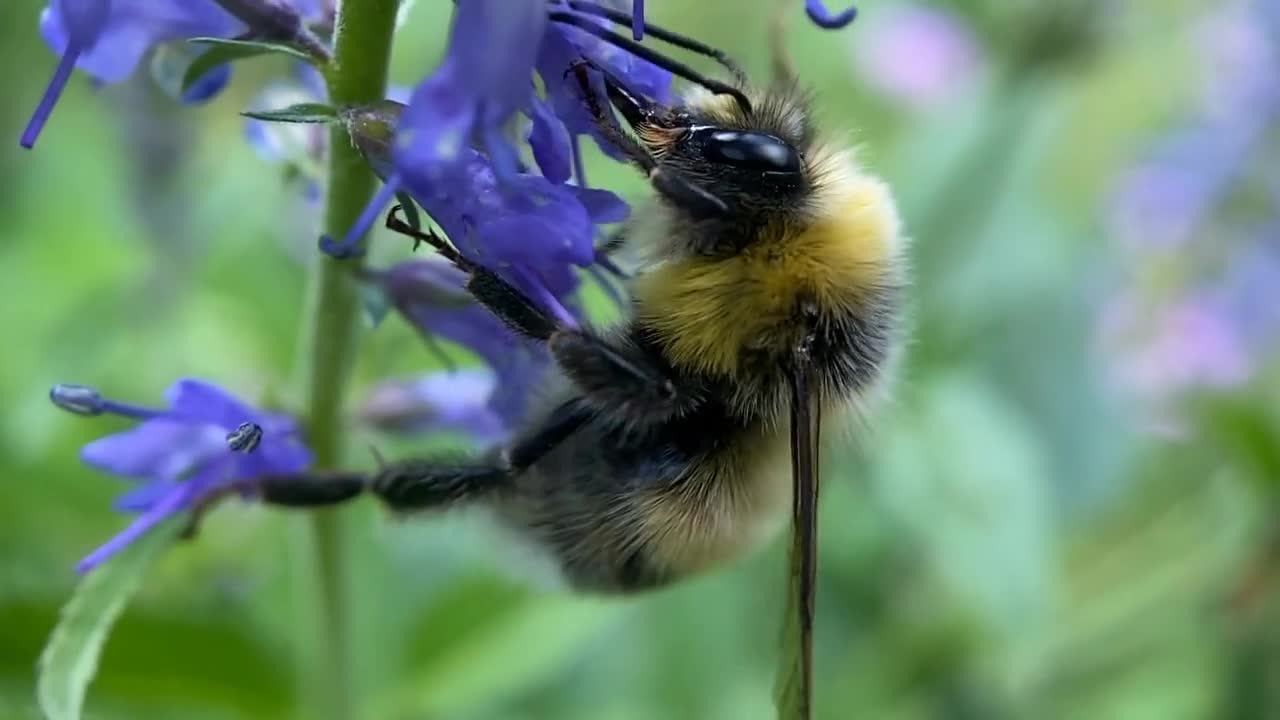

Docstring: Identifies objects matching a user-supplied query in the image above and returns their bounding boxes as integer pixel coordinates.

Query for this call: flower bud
[49,384,104,416]
[341,100,405,181]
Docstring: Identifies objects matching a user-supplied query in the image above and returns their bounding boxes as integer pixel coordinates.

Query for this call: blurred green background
[3,0,1279,718]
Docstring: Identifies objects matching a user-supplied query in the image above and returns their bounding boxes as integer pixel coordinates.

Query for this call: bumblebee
[256,8,906,715]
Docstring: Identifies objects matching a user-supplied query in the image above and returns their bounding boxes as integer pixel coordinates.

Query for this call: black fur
[371,458,510,510]
[550,328,701,428]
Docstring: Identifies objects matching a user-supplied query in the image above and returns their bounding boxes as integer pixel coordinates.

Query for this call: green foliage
[36,520,183,720]
[241,104,340,125]
[1,0,1276,719]
[182,38,318,94]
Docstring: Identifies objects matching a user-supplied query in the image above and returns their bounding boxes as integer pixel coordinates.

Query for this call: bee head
[602,75,815,225]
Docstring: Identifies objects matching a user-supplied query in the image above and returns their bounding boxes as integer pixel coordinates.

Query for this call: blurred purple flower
[22,0,331,149]
[848,3,981,110]
[1108,1,1280,253]
[1099,0,1280,419]
[1195,2,1280,118]
[1100,292,1252,404]
[370,260,552,427]
[358,368,508,445]
[23,1,241,149]
[50,379,313,573]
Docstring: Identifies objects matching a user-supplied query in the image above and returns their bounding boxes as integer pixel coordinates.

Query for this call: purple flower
[849,3,981,110]
[1107,1,1280,254]
[370,260,551,427]
[358,368,508,445]
[1097,0,1280,424]
[50,379,313,573]
[22,0,332,149]
[23,0,243,148]
[332,140,628,328]
[537,2,672,166]
[1100,292,1252,404]
[394,0,548,184]
[324,1,653,322]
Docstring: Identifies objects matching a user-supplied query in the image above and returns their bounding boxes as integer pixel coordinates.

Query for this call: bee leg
[257,471,369,507]
[171,471,367,539]
[464,266,559,342]
[382,211,561,342]
[549,329,699,425]
[243,461,510,515]
[370,457,511,511]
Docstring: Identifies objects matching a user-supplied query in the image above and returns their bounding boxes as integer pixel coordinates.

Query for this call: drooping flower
[848,3,981,110]
[22,0,329,149]
[50,379,313,573]
[368,260,552,428]
[358,368,509,445]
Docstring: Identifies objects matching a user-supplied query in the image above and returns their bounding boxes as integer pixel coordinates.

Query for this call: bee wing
[775,361,821,720]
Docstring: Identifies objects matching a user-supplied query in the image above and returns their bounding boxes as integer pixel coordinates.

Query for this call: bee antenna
[548,10,753,115]
[563,1,748,86]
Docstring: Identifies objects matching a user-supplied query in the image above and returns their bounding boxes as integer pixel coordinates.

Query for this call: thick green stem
[296,2,399,720]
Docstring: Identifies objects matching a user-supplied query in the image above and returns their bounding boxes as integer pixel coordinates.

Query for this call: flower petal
[395,58,479,181]
[570,186,630,225]
[41,1,243,85]
[76,480,195,573]
[81,419,226,481]
[21,44,81,149]
[526,93,573,184]
[164,379,260,427]
[112,479,179,512]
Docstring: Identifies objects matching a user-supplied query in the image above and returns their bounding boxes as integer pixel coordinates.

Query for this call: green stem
[296,2,399,720]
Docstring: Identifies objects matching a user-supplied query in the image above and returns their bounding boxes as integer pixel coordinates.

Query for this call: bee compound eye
[695,129,801,173]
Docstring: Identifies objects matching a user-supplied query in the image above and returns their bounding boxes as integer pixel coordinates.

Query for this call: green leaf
[36,519,183,720]
[394,192,422,232]
[375,580,627,718]
[182,37,314,95]
[359,283,392,329]
[241,103,340,125]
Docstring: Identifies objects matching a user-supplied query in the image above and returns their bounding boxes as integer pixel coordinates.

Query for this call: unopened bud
[341,100,405,180]
[50,384,104,416]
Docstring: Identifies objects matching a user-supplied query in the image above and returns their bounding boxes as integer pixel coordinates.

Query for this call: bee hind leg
[370,457,511,512]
